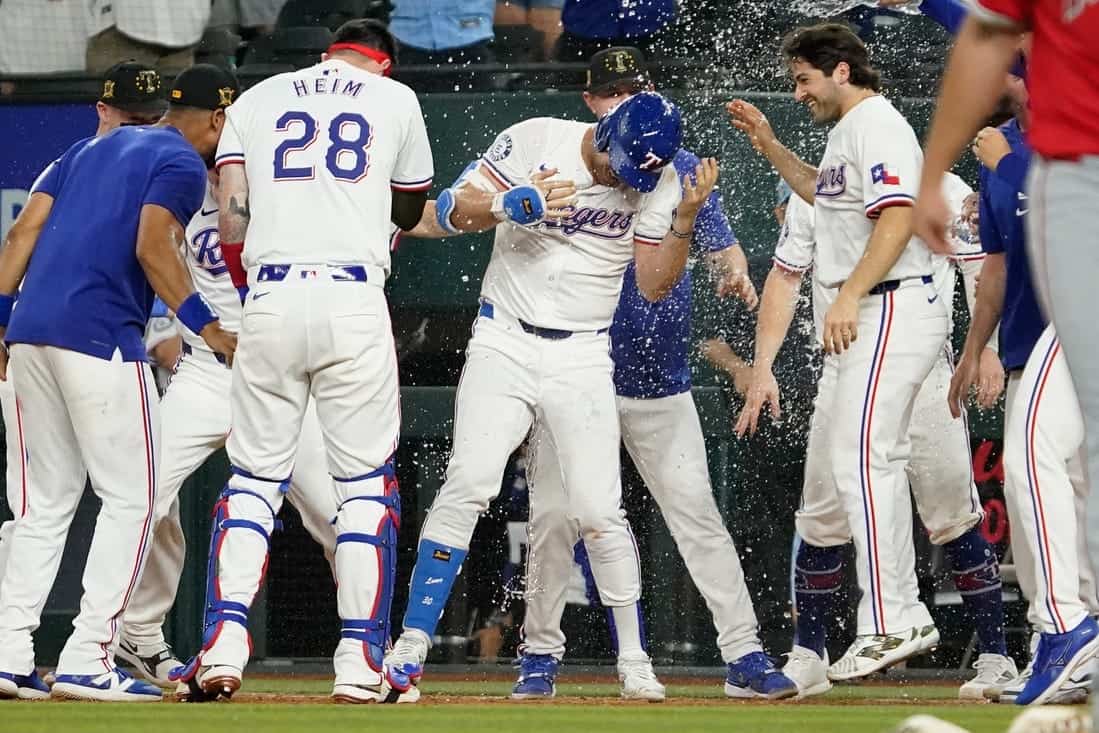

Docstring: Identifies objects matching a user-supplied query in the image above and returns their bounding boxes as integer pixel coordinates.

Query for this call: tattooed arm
[217,163,250,289]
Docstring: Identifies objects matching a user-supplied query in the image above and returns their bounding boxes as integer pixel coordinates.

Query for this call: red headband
[328,42,393,75]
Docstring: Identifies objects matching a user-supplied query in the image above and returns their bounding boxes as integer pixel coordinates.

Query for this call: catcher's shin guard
[333,463,406,689]
[170,471,286,697]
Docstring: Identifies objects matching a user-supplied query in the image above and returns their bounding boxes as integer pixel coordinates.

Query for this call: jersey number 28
[273,111,372,182]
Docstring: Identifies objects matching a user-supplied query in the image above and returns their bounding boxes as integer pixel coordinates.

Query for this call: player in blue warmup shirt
[0,64,239,704]
[507,47,798,702]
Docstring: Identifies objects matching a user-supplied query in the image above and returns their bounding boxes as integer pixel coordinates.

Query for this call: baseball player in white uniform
[728,23,1005,696]
[169,20,434,704]
[385,91,717,702]
[749,174,1012,699]
[115,173,340,689]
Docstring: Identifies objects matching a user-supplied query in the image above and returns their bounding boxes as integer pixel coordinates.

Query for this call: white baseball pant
[122,345,338,647]
[797,280,950,635]
[0,345,158,675]
[419,307,641,608]
[1002,326,1099,636]
[0,370,25,584]
[521,390,762,663]
[198,264,400,687]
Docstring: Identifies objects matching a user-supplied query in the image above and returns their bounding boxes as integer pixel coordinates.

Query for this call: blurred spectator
[0,0,86,73]
[209,0,289,37]
[86,0,210,73]
[495,0,563,61]
[554,0,675,61]
[276,0,392,31]
[389,0,496,65]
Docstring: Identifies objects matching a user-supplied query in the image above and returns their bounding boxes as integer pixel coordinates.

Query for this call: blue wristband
[500,185,545,225]
[435,188,460,235]
[0,294,13,328]
[176,292,219,335]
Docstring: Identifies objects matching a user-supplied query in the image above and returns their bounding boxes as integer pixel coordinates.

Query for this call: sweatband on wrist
[221,241,247,288]
[0,294,14,328]
[177,292,219,334]
[435,188,460,235]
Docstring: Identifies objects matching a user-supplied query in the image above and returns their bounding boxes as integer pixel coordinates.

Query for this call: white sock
[610,603,645,658]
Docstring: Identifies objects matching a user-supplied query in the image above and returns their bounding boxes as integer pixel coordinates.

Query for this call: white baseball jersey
[178,181,242,352]
[215,58,433,274]
[775,173,975,341]
[466,117,681,331]
[813,95,930,287]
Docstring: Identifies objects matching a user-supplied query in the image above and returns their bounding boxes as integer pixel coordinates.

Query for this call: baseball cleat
[892,714,972,733]
[616,653,665,702]
[782,646,832,699]
[197,665,242,701]
[331,682,420,704]
[116,638,182,687]
[958,653,1017,700]
[0,670,51,700]
[51,668,162,702]
[724,651,798,700]
[827,625,940,681]
[1015,616,1099,706]
[511,653,559,699]
[378,631,429,704]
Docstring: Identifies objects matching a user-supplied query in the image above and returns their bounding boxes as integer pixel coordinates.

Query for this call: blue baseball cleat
[1016,616,1099,706]
[511,654,559,699]
[725,651,799,700]
[51,668,162,702]
[0,669,51,700]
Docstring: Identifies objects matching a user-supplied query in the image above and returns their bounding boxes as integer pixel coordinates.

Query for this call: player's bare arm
[706,245,758,309]
[735,264,803,437]
[823,205,912,355]
[442,167,578,233]
[0,192,53,380]
[699,338,751,396]
[725,100,818,204]
[136,204,238,365]
[915,16,1023,253]
[956,252,1005,408]
[633,158,718,302]
[218,163,250,244]
[949,252,1006,418]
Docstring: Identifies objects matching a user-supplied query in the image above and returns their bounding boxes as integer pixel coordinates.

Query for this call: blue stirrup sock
[794,543,844,658]
[944,526,1007,656]
[402,538,468,637]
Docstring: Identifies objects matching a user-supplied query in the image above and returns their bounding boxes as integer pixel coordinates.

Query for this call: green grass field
[0,677,1047,733]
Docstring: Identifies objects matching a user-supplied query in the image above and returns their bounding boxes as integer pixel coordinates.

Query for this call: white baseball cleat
[617,653,665,702]
[332,682,421,704]
[379,630,429,704]
[197,665,242,701]
[958,653,1018,700]
[828,625,940,681]
[116,638,182,687]
[892,714,972,733]
[783,645,832,699]
[1006,706,1092,733]
[50,668,162,702]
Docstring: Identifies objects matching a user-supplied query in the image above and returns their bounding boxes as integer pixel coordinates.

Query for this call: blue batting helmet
[594,91,682,193]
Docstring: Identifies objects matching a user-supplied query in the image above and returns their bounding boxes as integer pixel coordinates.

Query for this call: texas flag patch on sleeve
[871,163,901,185]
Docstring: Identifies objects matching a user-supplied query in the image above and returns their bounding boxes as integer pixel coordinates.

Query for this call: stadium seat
[195,27,242,70]
[276,0,392,32]
[241,27,334,70]
[492,25,545,64]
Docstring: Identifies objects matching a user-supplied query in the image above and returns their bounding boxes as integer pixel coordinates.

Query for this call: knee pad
[334,463,401,672]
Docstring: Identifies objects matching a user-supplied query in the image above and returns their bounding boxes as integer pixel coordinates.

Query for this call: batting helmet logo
[637,152,666,171]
